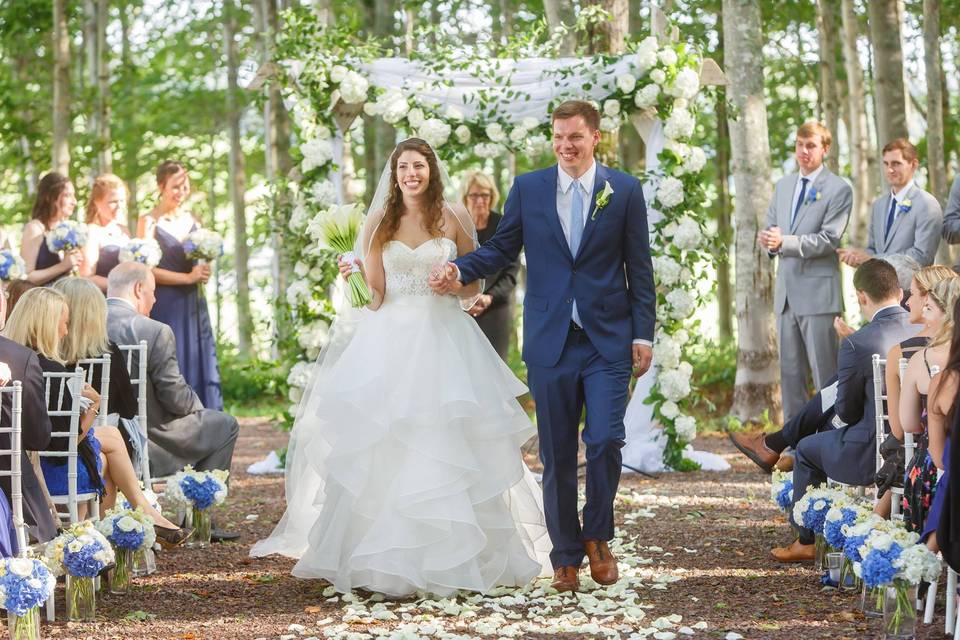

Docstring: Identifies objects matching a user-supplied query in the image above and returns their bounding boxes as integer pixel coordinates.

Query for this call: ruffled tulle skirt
[251,295,550,596]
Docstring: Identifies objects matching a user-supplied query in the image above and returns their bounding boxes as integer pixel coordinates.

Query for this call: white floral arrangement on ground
[119,238,162,267]
[276,17,710,469]
[163,466,229,510]
[43,520,115,578]
[96,507,157,552]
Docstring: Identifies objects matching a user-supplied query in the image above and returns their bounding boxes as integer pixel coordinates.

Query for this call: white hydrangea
[673,216,702,251]
[894,544,942,585]
[665,288,696,320]
[298,319,330,359]
[475,142,506,159]
[293,261,309,277]
[653,254,683,286]
[653,334,681,369]
[634,84,660,109]
[485,122,506,142]
[635,36,659,73]
[455,125,471,144]
[417,118,452,148]
[407,108,425,128]
[665,139,691,161]
[444,105,465,122]
[338,70,369,104]
[675,328,690,344]
[521,116,540,130]
[658,48,679,66]
[600,116,619,132]
[310,180,338,208]
[289,203,311,232]
[659,362,693,402]
[286,279,312,307]
[287,361,313,388]
[509,126,528,144]
[289,386,303,404]
[656,176,685,208]
[681,146,707,174]
[668,67,701,100]
[616,74,637,94]
[525,133,551,155]
[376,89,410,124]
[313,124,332,140]
[660,400,680,420]
[603,99,621,117]
[674,415,696,441]
[300,138,334,173]
[650,69,667,85]
[329,65,348,83]
[664,108,695,140]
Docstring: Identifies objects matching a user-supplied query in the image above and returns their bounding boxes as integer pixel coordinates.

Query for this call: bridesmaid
[81,174,131,292]
[137,161,223,410]
[20,172,82,286]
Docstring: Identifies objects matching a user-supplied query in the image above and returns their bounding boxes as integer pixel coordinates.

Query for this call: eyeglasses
[467,193,492,201]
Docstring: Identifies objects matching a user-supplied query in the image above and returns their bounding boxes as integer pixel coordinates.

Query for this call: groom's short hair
[553,100,600,132]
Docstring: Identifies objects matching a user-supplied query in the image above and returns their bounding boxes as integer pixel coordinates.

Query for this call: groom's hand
[632,344,652,378]
[428,262,463,295]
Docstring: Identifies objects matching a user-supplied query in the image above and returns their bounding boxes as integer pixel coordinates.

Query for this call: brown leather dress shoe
[551,566,580,593]
[728,432,779,473]
[774,453,795,472]
[583,539,618,585]
[770,539,815,563]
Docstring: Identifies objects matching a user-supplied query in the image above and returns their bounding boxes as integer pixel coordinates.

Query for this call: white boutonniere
[591,180,615,220]
[898,198,912,215]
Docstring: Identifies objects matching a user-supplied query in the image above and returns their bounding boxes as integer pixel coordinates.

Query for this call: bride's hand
[338,254,363,279]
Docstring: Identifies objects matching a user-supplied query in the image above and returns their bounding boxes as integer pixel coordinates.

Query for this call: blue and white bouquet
[0,249,27,282]
[771,470,793,511]
[119,238,162,267]
[823,500,863,550]
[97,507,156,552]
[792,484,847,536]
[0,557,55,616]
[183,229,224,264]
[840,513,886,566]
[45,520,115,578]
[164,466,229,510]
[46,220,88,254]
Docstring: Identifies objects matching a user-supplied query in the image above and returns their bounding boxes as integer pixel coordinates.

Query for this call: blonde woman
[81,174,131,292]
[459,171,519,360]
[900,277,960,534]
[51,278,189,545]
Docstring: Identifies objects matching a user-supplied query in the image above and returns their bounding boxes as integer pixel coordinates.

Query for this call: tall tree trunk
[868,0,908,145]
[923,0,946,202]
[225,0,252,353]
[96,0,112,174]
[816,0,840,173]
[713,8,733,341]
[722,0,780,422]
[373,0,395,187]
[52,0,71,174]
[584,0,628,166]
[840,0,873,245]
[544,0,576,55]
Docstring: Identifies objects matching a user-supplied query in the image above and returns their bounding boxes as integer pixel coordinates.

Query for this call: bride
[251,138,550,597]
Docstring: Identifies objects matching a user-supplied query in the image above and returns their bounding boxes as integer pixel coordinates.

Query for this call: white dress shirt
[886,182,914,228]
[791,163,825,217]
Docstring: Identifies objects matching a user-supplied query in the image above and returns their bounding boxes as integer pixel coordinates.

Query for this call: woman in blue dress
[20,172,83,286]
[81,174,131,292]
[136,161,223,410]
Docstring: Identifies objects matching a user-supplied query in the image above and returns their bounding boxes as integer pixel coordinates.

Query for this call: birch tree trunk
[722,0,780,422]
[923,0,946,202]
[868,0,908,144]
[225,0,252,353]
[544,0,576,55]
[840,0,873,245]
[96,0,112,174]
[714,8,733,341]
[52,0,71,174]
[816,0,840,173]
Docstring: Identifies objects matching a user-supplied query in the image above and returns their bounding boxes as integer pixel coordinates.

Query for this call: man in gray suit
[105,263,238,490]
[940,175,960,268]
[758,122,852,420]
[772,259,915,562]
[838,138,943,268]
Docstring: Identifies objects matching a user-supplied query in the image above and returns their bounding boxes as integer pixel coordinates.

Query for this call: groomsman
[838,139,943,268]
[941,175,960,269]
[758,122,852,421]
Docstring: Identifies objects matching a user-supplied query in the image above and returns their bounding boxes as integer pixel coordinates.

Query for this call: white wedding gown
[251,237,551,597]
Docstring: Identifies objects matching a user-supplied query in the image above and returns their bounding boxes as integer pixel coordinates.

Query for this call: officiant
[461,170,520,360]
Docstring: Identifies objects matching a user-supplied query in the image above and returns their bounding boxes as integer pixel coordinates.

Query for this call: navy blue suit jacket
[455,163,655,367]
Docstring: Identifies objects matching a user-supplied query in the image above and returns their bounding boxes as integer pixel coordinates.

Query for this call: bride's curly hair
[374,138,446,249]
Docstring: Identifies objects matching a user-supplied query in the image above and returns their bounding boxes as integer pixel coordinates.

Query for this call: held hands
[80,383,101,413]
[837,248,870,267]
[633,344,652,378]
[468,294,493,317]
[757,226,783,252]
[338,254,364,279]
[428,262,463,295]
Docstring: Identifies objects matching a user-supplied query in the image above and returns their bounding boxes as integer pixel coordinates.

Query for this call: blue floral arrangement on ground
[165,466,229,510]
[0,249,27,282]
[97,507,156,551]
[0,557,55,615]
[45,521,115,578]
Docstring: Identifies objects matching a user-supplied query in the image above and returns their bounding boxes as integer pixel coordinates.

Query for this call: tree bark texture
[96,0,112,174]
[923,0,946,203]
[868,0,908,145]
[544,0,576,55]
[52,0,71,174]
[816,0,840,173]
[714,8,733,341]
[840,0,874,245]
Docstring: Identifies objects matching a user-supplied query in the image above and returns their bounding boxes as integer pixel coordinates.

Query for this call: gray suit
[766,167,852,419]
[789,305,915,542]
[941,176,960,268]
[105,299,238,477]
[866,184,942,266]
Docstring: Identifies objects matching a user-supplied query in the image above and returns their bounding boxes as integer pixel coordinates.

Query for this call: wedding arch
[263,8,726,470]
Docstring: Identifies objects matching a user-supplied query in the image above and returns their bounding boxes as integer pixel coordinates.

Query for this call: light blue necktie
[570,180,583,325]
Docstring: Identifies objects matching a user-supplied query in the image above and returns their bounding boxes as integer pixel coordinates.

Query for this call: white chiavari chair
[0,382,28,555]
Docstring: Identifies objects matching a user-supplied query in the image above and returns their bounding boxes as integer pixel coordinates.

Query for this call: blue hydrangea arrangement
[183,229,224,263]
[46,521,115,578]
[97,507,156,551]
[0,557,55,615]
[45,220,88,253]
[165,466,229,510]
[0,249,27,282]
[119,238,162,267]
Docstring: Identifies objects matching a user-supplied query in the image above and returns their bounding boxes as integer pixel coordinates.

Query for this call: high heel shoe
[154,524,193,549]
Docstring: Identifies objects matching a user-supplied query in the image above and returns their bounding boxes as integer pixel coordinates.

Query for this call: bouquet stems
[66,574,95,621]
[882,582,918,639]
[7,607,41,640]
[110,548,133,594]
[345,271,372,307]
[187,506,212,548]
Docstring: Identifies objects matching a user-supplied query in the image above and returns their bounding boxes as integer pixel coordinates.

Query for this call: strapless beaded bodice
[382,237,457,300]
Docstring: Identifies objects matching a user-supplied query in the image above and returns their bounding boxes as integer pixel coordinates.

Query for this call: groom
[429,100,655,592]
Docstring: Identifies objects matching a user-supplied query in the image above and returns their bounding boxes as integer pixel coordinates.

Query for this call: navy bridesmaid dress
[150,224,224,410]
[35,237,66,285]
[95,244,122,278]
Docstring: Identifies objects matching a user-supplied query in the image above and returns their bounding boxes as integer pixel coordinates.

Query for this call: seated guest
[81,174,131,292]
[460,171,520,360]
[771,259,915,561]
[0,284,57,544]
[52,277,189,546]
[938,174,960,269]
[5,280,36,321]
[900,278,960,532]
[20,173,83,286]
[105,263,239,540]
[838,139,943,268]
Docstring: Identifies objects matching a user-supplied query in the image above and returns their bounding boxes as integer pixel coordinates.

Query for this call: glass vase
[66,574,95,621]
[883,583,918,639]
[7,607,41,640]
[132,547,156,577]
[186,506,212,548]
[110,548,133,595]
[814,535,828,571]
[860,583,885,619]
[839,557,859,591]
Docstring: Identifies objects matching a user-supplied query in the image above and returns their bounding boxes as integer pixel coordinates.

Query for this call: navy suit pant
[527,326,631,569]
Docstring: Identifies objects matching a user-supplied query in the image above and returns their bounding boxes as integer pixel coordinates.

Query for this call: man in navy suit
[429,100,656,592]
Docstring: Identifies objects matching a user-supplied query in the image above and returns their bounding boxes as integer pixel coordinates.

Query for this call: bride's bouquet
[183,229,224,264]
[0,249,27,282]
[308,203,372,308]
[119,238,162,267]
